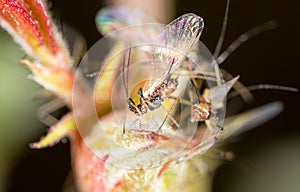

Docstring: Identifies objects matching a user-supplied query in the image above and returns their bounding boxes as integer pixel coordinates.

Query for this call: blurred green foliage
[0,29,44,190]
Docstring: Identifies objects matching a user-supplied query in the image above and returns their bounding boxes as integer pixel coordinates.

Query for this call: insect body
[127,74,179,116]
[191,96,211,122]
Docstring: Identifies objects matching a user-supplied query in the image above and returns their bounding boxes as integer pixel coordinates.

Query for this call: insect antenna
[217,20,278,64]
[207,0,231,86]
[227,84,298,99]
[122,45,132,134]
[213,0,231,58]
[212,0,278,65]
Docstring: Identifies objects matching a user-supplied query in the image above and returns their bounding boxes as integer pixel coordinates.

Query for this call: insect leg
[157,97,180,132]
[122,45,132,134]
[37,98,65,127]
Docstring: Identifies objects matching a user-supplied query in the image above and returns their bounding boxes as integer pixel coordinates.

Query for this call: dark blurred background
[1,0,299,191]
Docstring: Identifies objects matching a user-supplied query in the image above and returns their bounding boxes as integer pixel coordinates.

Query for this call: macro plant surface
[0,0,298,192]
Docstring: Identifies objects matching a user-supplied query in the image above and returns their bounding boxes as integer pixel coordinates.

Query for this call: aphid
[191,96,211,122]
[119,14,204,132]
[129,76,179,115]
[124,49,179,116]
[120,46,182,135]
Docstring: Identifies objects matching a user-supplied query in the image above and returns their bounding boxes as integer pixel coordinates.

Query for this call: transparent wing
[145,14,204,91]
[153,13,204,74]
[209,76,239,108]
